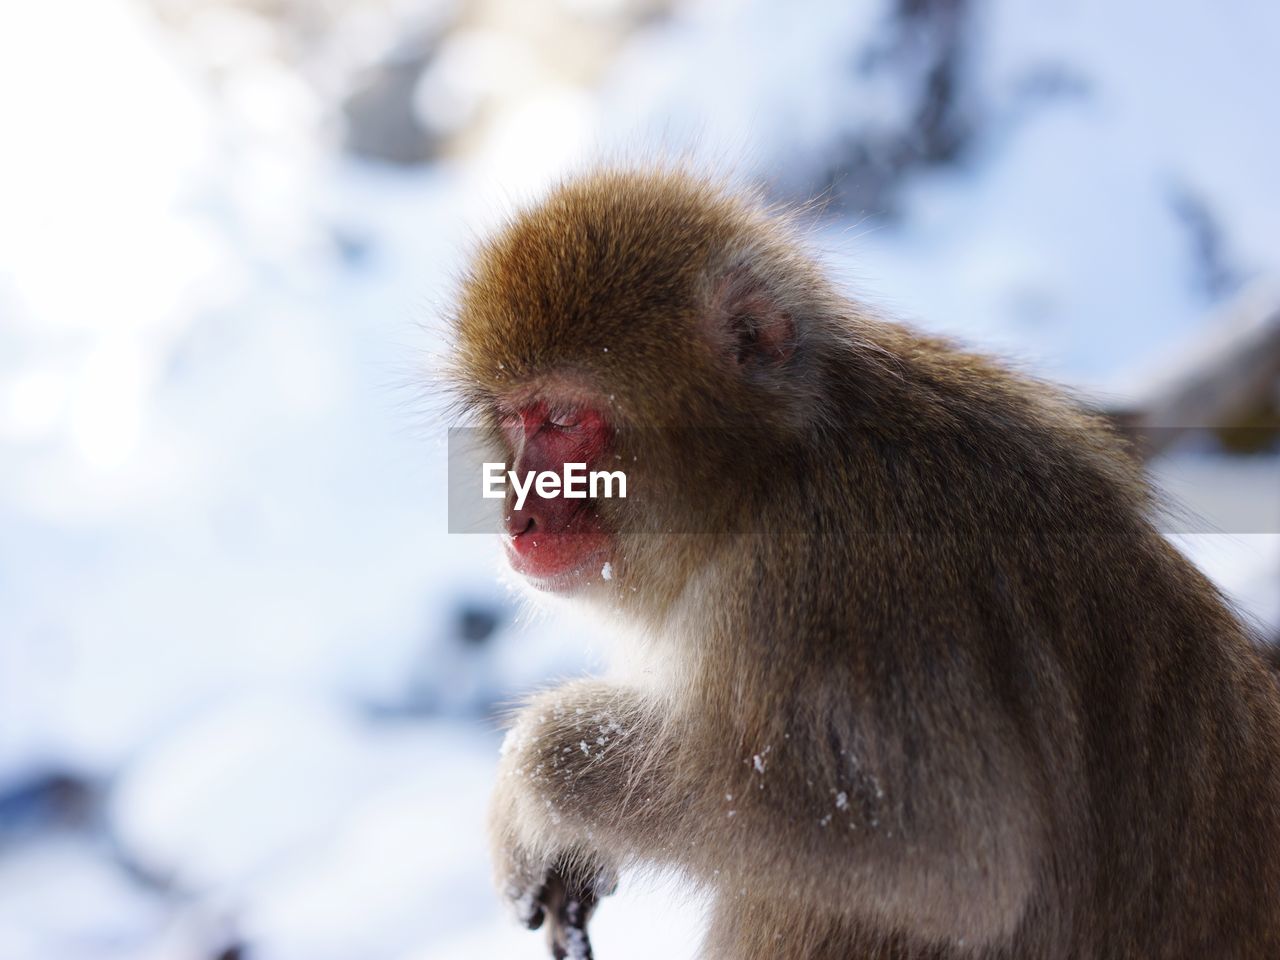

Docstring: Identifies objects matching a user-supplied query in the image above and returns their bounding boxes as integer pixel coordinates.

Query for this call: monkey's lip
[503,525,611,591]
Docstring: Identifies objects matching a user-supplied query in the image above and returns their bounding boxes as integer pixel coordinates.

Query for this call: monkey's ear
[707,266,796,368]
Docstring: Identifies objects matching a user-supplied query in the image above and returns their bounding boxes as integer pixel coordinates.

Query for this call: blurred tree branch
[1107,280,1280,462]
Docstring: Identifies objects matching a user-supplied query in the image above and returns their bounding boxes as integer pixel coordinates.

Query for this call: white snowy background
[0,0,1277,958]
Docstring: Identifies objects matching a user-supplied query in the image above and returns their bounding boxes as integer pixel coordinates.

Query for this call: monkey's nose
[505,508,535,538]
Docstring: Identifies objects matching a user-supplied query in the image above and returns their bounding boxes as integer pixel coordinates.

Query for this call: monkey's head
[451,169,839,602]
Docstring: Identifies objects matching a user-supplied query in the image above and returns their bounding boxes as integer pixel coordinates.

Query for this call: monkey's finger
[553,893,596,960]
[525,902,546,931]
[548,904,594,960]
[550,933,595,960]
[514,881,547,930]
[561,892,595,929]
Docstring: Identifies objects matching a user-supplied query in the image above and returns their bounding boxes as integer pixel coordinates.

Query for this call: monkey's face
[496,395,615,593]
[450,170,823,601]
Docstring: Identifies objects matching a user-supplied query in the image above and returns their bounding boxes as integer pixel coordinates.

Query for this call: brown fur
[450,168,1280,958]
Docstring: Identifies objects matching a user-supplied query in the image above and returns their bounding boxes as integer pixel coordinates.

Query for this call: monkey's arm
[488,679,639,955]
[490,679,654,880]
[494,676,1043,946]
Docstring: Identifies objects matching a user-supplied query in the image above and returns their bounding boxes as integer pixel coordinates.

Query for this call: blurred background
[1,0,1277,957]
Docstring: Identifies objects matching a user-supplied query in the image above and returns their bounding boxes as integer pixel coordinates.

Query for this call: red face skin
[500,401,613,592]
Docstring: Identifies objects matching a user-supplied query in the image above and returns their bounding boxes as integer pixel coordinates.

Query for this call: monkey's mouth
[503,514,611,591]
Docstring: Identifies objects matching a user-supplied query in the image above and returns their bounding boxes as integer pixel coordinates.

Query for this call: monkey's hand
[489,789,618,958]
[491,688,626,956]
[537,865,610,959]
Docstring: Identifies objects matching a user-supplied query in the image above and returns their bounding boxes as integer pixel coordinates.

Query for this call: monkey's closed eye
[548,411,583,429]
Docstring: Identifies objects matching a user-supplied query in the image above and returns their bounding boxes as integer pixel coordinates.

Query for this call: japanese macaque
[448,168,1280,959]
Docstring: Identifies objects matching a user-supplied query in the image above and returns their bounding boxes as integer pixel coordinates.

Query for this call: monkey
[447,167,1280,959]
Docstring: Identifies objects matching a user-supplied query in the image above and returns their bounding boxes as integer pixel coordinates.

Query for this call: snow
[0,836,176,960]
[0,0,1277,958]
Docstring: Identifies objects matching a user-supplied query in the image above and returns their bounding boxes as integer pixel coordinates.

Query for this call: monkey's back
[787,325,1280,957]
